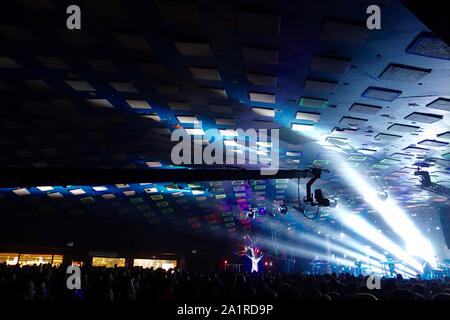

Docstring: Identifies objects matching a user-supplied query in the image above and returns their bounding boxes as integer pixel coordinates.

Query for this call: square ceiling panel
[157,0,201,24]
[138,63,169,79]
[372,164,390,170]
[379,63,431,82]
[406,32,450,60]
[126,100,151,109]
[37,56,70,70]
[292,123,314,132]
[426,98,450,111]
[110,82,138,93]
[404,112,443,124]
[379,158,401,165]
[209,104,232,114]
[252,107,275,117]
[167,101,190,110]
[348,155,368,162]
[153,128,171,136]
[65,80,95,91]
[362,87,402,101]
[219,129,238,136]
[215,118,235,126]
[176,115,199,124]
[114,33,151,51]
[50,98,76,109]
[319,20,368,45]
[387,123,420,133]
[0,24,36,41]
[242,46,278,64]
[403,146,430,154]
[238,11,280,36]
[418,139,448,147]
[155,84,180,96]
[142,113,161,122]
[349,103,382,114]
[357,148,377,155]
[283,149,302,156]
[296,111,321,122]
[391,152,414,160]
[190,67,221,81]
[299,97,328,109]
[175,42,213,58]
[247,73,277,87]
[185,128,204,135]
[13,188,31,196]
[202,87,227,100]
[86,59,119,73]
[331,127,356,135]
[437,131,450,140]
[304,79,337,93]
[23,80,52,91]
[0,57,22,68]
[339,116,368,127]
[87,99,114,108]
[249,92,276,103]
[374,133,402,141]
[310,55,350,74]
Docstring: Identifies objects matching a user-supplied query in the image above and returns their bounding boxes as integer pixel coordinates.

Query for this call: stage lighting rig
[245,207,258,219]
[304,167,332,207]
[371,174,389,201]
[244,206,267,219]
[414,168,450,198]
[296,167,335,219]
[277,204,288,215]
[272,200,288,215]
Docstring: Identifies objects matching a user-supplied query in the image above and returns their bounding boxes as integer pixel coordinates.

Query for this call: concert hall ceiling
[0,0,448,238]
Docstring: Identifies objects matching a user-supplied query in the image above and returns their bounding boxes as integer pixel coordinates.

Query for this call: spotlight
[165,184,184,191]
[414,169,432,187]
[339,162,436,268]
[314,189,330,207]
[330,198,338,208]
[278,204,288,215]
[376,189,388,201]
[245,208,259,219]
[303,167,332,209]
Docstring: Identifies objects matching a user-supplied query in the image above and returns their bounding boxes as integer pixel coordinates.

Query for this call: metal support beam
[0,168,309,187]
[421,183,450,198]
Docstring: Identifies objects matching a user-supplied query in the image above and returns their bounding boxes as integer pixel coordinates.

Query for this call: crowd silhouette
[1,263,450,301]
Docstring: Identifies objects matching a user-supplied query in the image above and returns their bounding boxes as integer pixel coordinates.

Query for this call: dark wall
[0,206,234,268]
[439,206,450,249]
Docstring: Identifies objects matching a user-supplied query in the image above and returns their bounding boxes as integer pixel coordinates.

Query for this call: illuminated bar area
[0,247,182,270]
